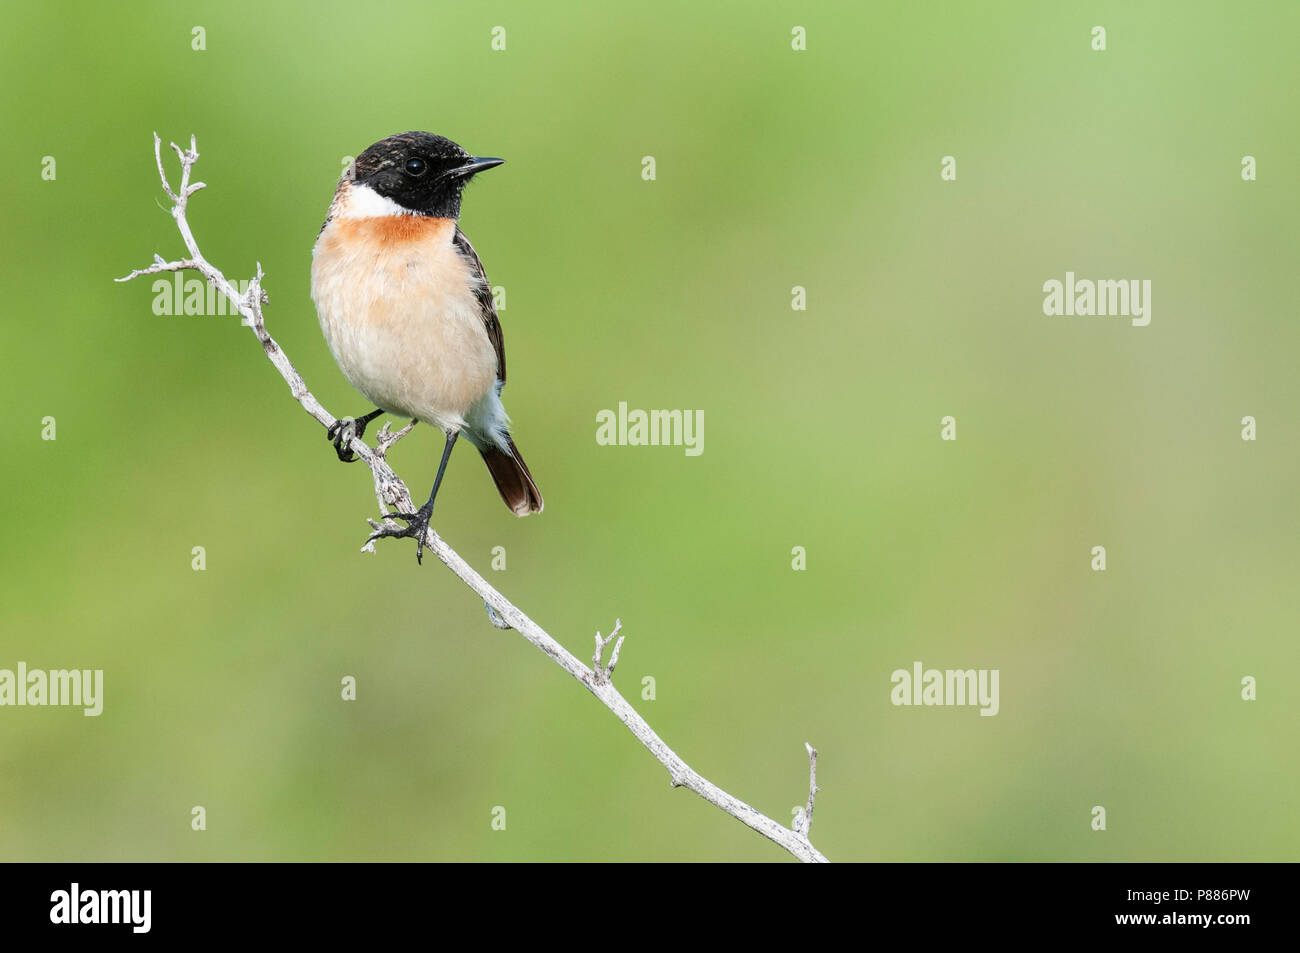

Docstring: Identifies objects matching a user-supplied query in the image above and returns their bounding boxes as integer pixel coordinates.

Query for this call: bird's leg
[368,430,459,564]
[326,408,385,462]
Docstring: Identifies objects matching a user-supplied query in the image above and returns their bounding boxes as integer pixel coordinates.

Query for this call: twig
[116,134,829,863]
[793,743,819,837]
[592,619,625,685]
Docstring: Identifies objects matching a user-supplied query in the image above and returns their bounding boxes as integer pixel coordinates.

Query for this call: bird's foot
[327,416,371,462]
[367,504,434,564]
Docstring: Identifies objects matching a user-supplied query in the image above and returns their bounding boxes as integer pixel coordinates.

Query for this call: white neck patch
[333,182,414,220]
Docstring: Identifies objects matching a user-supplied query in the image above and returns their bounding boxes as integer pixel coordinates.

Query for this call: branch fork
[589,619,625,686]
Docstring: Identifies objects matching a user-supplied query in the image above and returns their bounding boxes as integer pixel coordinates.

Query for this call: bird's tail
[480,437,543,516]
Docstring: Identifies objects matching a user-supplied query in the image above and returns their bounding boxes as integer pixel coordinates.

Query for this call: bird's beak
[446,156,505,179]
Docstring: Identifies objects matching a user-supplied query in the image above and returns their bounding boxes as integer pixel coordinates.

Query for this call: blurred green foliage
[1,1,1296,861]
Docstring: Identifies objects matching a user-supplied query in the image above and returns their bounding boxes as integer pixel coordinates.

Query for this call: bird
[310,131,542,563]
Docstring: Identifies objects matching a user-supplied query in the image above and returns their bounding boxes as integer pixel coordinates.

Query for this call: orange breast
[328,214,454,248]
[310,212,497,431]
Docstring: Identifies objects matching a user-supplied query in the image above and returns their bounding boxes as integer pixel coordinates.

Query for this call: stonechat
[311,131,542,563]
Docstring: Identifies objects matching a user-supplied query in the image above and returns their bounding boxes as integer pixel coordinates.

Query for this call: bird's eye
[404,157,427,176]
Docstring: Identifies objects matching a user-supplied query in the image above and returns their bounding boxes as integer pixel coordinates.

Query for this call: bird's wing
[452,225,506,384]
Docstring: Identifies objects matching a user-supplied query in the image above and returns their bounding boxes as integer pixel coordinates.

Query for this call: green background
[1,1,1296,861]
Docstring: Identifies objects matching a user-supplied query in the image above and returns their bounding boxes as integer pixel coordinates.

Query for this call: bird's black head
[350,131,503,219]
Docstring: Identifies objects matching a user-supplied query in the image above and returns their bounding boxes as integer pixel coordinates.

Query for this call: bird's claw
[367,506,434,564]
[327,416,368,462]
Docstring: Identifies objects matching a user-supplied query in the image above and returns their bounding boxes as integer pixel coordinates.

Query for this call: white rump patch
[465,381,512,452]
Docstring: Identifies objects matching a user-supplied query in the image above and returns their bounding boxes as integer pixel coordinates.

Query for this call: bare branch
[153,134,178,203]
[373,419,417,460]
[793,743,820,838]
[117,133,830,863]
[591,619,625,685]
[115,253,201,283]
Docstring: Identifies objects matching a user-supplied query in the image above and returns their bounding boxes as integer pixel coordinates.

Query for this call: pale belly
[310,217,498,433]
